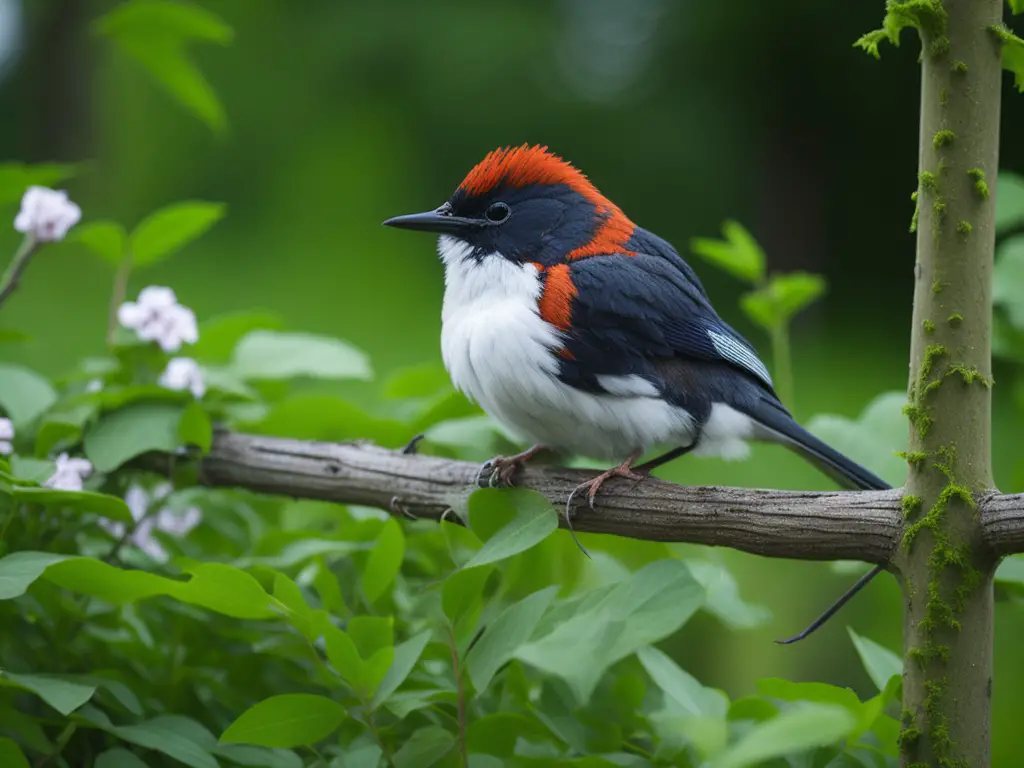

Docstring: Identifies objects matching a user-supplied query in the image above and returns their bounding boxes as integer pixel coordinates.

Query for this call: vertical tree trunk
[897,1,1002,765]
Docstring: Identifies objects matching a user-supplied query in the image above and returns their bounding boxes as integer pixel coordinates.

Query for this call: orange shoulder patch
[538,263,576,331]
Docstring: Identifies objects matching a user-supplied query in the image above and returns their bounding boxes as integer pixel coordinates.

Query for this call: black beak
[382,204,484,235]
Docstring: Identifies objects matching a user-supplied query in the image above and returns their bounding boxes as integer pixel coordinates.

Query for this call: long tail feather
[739,398,891,642]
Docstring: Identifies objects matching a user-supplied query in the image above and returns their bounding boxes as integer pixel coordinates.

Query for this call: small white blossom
[85,379,103,393]
[14,186,81,242]
[159,357,206,398]
[99,481,201,563]
[0,417,13,455]
[117,286,199,353]
[44,452,93,492]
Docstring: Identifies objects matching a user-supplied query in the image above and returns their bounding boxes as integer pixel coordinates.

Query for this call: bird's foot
[563,451,646,557]
[477,445,547,488]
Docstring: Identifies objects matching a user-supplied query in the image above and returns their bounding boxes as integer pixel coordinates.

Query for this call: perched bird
[383,144,889,642]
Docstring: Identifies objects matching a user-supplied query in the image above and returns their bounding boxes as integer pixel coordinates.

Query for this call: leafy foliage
[0,164,907,763]
[94,0,234,134]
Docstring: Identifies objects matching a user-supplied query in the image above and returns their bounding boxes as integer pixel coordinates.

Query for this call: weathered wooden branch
[184,431,1024,564]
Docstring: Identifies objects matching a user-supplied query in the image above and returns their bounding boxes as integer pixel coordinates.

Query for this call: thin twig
[106,253,132,346]
[0,235,39,309]
[447,625,469,768]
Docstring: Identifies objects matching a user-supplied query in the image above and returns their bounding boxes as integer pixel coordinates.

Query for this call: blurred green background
[3,0,1024,760]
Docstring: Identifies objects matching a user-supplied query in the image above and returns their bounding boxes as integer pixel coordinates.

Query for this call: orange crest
[458,144,636,259]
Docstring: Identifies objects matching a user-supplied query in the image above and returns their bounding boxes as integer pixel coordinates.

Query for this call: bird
[383,144,890,642]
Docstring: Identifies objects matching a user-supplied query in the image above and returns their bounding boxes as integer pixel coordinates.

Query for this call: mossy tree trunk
[896,0,1003,765]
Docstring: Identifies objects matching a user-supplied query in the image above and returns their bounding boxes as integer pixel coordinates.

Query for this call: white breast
[436,235,699,461]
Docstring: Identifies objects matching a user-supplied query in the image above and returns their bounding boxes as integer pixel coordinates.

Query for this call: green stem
[0,235,39,310]
[35,722,75,768]
[107,253,133,347]
[770,320,794,409]
[447,625,468,768]
[895,1,1001,765]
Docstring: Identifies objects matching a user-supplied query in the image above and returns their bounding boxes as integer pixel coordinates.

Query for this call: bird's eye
[485,202,511,223]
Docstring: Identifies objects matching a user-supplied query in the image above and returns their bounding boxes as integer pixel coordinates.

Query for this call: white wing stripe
[707,330,773,387]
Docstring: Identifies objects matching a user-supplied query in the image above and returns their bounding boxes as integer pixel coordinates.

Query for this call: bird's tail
[739,397,891,644]
[743,397,890,491]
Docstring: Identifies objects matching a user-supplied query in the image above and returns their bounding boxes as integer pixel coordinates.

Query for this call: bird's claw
[401,434,425,455]
[476,455,521,488]
[563,461,647,559]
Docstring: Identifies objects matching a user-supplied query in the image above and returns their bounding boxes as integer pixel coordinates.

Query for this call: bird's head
[382,144,636,266]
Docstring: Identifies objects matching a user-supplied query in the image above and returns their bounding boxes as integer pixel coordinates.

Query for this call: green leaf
[229,331,372,381]
[173,562,274,618]
[2,672,96,715]
[179,400,212,452]
[220,694,345,748]
[272,572,313,640]
[95,1,233,134]
[1011,0,1024,14]
[0,551,70,599]
[996,24,1024,92]
[686,559,771,630]
[464,489,559,569]
[466,713,550,758]
[84,402,185,472]
[192,310,284,363]
[442,566,493,626]
[465,586,558,693]
[712,704,857,768]
[130,200,225,266]
[515,559,704,701]
[806,391,909,488]
[0,363,57,428]
[848,628,903,692]
[996,171,1024,234]
[0,328,31,345]
[348,616,394,659]
[71,220,127,265]
[637,646,728,718]
[89,714,218,768]
[741,272,826,331]
[212,744,303,768]
[96,748,150,768]
[996,236,1024,329]
[362,518,404,603]
[0,552,275,618]
[11,487,133,524]
[320,619,393,698]
[0,162,77,206]
[690,220,765,284]
[372,630,432,709]
[392,726,456,768]
[0,738,29,768]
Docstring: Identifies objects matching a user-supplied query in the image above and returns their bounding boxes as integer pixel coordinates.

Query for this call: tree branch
[195,430,904,563]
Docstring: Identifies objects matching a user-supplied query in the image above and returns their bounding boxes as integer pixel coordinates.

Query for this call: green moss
[929,36,950,58]
[923,319,936,334]
[910,190,920,233]
[950,59,967,74]
[968,168,990,199]
[939,86,948,105]
[902,493,924,520]
[932,280,943,294]
[956,220,972,236]
[933,130,956,149]
[908,642,951,665]
[903,403,933,437]
[919,170,938,189]
[948,313,963,327]
[946,363,991,387]
[900,725,923,749]
[989,23,1024,48]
